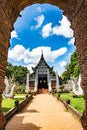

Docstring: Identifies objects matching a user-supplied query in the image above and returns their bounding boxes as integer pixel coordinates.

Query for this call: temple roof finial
[41,49,44,58]
[32,48,53,71]
[41,49,43,53]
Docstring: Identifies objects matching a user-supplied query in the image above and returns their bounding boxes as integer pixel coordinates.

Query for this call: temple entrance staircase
[38,88,48,94]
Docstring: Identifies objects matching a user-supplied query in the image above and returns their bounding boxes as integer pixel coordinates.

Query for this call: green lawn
[2,96,25,114]
[60,93,85,113]
[15,94,26,96]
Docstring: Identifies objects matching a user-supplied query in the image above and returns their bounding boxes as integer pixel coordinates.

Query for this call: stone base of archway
[38,88,48,94]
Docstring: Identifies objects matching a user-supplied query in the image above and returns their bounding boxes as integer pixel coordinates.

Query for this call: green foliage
[6,62,14,78]
[20,85,26,93]
[15,94,26,96]
[61,70,70,84]
[14,65,28,84]
[61,51,80,83]
[6,62,29,84]
[28,90,32,94]
[15,85,26,94]
[59,77,63,85]
[60,93,85,113]
[69,51,80,77]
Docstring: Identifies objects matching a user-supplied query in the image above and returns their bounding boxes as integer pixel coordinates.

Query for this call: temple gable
[29,53,56,93]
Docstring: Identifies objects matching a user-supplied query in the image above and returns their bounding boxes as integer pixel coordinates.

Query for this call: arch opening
[9,3,76,93]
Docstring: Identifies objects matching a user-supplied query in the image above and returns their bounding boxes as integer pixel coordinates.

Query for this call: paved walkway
[5,94,83,130]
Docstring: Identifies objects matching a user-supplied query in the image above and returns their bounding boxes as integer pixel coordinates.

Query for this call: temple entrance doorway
[38,74,48,93]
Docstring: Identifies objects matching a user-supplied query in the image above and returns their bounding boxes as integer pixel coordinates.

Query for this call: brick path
[5,94,83,130]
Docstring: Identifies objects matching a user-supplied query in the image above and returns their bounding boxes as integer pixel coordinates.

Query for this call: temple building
[28,53,59,93]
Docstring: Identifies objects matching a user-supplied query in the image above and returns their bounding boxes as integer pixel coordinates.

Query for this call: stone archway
[0,0,87,130]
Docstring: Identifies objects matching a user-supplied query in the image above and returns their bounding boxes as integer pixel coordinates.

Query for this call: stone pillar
[25,73,29,93]
[47,69,52,92]
[56,71,60,91]
[34,70,38,92]
[49,80,52,92]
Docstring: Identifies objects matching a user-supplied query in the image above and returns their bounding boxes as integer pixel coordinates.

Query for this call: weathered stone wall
[0,0,87,129]
[0,1,12,129]
[72,1,87,129]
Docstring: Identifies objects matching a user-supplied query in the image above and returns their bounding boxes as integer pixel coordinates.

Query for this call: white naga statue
[4,76,16,98]
[5,84,16,98]
[56,72,60,91]
[71,74,83,96]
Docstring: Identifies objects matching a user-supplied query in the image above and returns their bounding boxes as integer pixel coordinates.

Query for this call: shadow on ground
[25,109,40,113]
[5,115,42,130]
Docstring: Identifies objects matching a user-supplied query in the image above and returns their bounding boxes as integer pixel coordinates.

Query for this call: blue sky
[8,4,75,76]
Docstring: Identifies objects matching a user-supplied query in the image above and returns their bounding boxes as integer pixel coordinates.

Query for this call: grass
[60,93,85,113]
[15,93,26,97]
[2,95,25,114]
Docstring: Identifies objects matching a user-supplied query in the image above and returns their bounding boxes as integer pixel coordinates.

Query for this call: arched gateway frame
[0,1,87,130]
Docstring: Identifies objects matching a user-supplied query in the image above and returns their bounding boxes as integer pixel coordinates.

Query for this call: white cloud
[35,15,45,28]
[41,23,53,38]
[26,64,36,73]
[28,46,67,63]
[24,46,67,63]
[41,15,73,38]
[53,15,73,38]
[31,15,45,30]
[68,37,75,45]
[8,45,67,72]
[11,30,18,39]
[36,6,45,13]
[59,61,67,67]
[8,45,30,61]
[54,65,65,76]
[37,7,42,12]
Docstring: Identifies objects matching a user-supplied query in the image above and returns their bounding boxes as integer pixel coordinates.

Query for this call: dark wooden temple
[29,53,56,93]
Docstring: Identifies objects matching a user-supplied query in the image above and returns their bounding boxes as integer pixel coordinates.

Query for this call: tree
[69,51,80,77]
[61,51,80,83]
[61,70,70,84]
[6,62,29,84]
[14,65,29,84]
[6,62,14,78]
